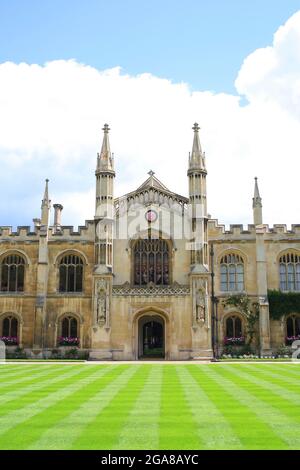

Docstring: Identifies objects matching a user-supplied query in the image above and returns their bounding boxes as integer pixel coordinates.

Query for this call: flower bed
[0,336,19,346]
[224,336,245,346]
[286,335,300,345]
[58,337,80,347]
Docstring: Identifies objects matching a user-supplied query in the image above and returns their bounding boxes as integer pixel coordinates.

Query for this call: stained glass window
[134,239,169,286]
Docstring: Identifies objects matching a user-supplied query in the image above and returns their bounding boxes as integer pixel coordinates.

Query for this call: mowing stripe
[0,365,101,408]
[202,365,300,449]
[0,365,117,442]
[0,365,44,379]
[28,365,140,450]
[0,365,60,390]
[176,366,243,450]
[0,366,125,450]
[72,365,153,450]
[187,365,285,450]
[228,364,300,397]
[214,365,300,424]
[159,366,202,450]
[113,365,163,450]
[244,364,300,382]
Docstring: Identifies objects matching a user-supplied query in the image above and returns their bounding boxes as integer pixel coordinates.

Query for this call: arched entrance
[138,315,165,359]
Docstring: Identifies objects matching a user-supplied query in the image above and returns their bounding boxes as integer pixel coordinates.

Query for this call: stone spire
[96,123,114,173]
[189,123,206,172]
[252,177,263,225]
[41,179,51,226]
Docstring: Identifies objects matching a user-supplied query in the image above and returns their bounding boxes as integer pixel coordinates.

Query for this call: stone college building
[0,123,299,359]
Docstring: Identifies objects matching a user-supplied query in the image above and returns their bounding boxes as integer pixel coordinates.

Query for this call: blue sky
[0,0,299,93]
[0,2,300,228]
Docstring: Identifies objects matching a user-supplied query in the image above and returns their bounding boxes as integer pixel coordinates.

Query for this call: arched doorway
[138,315,165,359]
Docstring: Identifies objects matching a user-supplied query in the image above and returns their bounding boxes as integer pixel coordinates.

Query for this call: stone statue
[196,288,206,322]
[97,294,106,323]
[96,279,108,325]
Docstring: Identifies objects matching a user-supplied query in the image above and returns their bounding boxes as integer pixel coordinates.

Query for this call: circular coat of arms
[145,209,157,223]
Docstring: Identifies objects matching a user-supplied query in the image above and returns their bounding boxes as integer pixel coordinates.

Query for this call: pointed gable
[136,171,170,192]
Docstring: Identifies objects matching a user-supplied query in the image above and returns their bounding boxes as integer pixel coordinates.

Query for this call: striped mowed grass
[0,363,300,450]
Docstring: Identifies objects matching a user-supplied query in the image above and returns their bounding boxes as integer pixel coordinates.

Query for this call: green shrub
[275,344,292,357]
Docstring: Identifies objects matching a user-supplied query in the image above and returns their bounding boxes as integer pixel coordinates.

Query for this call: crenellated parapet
[0,226,37,238]
[208,219,300,242]
[0,220,96,243]
[49,220,95,241]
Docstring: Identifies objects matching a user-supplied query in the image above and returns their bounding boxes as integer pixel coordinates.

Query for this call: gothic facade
[0,123,299,359]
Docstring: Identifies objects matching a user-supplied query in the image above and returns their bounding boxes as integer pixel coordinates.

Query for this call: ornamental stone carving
[94,278,110,327]
[192,277,208,326]
[112,282,190,297]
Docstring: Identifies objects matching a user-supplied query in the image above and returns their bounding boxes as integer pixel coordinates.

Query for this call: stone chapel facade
[0,123,299,359]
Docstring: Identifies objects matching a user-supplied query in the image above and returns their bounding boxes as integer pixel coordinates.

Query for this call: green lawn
[0,363,300,450]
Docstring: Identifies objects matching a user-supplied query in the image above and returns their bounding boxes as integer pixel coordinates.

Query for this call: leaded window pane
[62,317,69,337]
[226,317,234,337]
[220,255,244,292]
[2,317,10,337]
[2,316,18,337]
[70,318,78,338]
[287,317,294,337]
[10,318,18,337]
[287,264,295,290]
[295,317,300,336]
[279,254,300,292]
[235,317,242,337]
[296,264,300,291]
[280,263,287,291]
[133,239,170,286]
[0,255,25,292]
[59,255,83,293]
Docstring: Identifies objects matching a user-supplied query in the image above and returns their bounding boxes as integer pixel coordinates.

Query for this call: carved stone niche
[192,277,208,326]
[94,278,110,328]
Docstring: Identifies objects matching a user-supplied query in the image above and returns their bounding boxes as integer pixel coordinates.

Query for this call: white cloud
[0,11,300,229]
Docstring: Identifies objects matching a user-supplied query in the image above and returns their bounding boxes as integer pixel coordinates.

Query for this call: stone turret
[91,124,115,360]
[94,124,115,269]
[187,124,212,359]
[187,123,208,268]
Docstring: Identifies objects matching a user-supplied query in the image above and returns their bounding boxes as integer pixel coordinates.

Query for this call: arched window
[0,254,25,292]
[1,315,18,338]
[59,254,83,293]
[134,239,170,286]
[226,315,242,338]
[61,316,78,338]
[286,315,300,339]
[279,253,300,291]
[220,254,244,292]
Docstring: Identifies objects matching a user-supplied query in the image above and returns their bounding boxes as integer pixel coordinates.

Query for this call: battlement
[0,226,37,238]
[49,220,95,240]
[0,220,96,241]
[208,219,300,240]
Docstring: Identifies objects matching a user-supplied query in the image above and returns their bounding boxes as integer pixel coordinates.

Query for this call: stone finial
[102,123,110,134]
[96,123,114,172]
[189,123,206,171]
[253,176,263,225]
[41,179,51,226]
